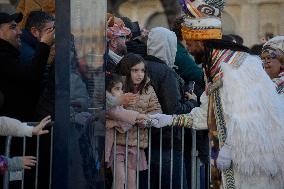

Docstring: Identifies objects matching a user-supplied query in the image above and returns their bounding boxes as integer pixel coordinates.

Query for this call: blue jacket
[20,29,39,65]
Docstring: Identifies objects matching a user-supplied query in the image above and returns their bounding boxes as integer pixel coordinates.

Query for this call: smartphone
[184,81,195,94]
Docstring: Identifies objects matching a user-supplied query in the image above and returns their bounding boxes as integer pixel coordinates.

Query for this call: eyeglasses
[261,52,277,63]
[261,56,276,62]
[8,23,17,30]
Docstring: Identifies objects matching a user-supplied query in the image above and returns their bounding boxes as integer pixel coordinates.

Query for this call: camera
[183,81,195,94]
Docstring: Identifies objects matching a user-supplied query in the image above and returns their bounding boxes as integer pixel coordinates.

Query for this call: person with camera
[143,27,198,189]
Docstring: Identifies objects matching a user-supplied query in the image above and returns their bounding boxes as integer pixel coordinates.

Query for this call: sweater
[0,116,35,173]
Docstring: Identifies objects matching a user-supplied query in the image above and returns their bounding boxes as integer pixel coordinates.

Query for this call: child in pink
[106,65,161,189]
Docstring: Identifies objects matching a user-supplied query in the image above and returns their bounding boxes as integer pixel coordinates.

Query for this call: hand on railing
[32,116,51,136]
[22,156,37,170]
[134,114,148,128]
[7,156,36,172]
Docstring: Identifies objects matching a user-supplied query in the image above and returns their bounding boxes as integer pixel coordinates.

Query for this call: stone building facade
[118,0,284,47]
[1,0,284,46]
[0,0,16,13]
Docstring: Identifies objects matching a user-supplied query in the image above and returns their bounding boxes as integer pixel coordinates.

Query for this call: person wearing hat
[0,11,53,121]
[261,36,284,96]
[106,15,131,73]
[149,0,284,189]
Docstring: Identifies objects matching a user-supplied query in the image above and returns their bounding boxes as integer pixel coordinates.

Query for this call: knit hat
[262,36,284,64]
[179,0,225,40]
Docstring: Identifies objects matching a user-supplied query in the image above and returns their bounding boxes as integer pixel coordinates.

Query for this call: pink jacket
[105,106,139,163]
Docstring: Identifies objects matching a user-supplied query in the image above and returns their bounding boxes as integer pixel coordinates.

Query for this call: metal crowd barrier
[3,122,54,189]
[111,126,210,189]
[3,122,209,189]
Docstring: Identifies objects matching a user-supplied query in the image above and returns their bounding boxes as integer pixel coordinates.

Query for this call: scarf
[108,49,122,64]
[273,71,284,94]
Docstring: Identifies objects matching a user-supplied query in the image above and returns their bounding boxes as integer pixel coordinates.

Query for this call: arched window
[146,12,169,29]
[262,23,275,36]
[222,11,236,35]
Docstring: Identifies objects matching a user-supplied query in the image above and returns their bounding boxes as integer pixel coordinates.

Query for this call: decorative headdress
[107,13,131,40]
[179,0,226,40]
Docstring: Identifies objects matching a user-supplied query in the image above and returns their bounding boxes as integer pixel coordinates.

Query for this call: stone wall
[0,0,15,13]
[1,0,283,47]
[225,0,284,47]
[117,0,284,47]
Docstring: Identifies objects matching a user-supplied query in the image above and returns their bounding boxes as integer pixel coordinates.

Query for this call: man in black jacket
[0,12,53,189]
[0,12,54,121]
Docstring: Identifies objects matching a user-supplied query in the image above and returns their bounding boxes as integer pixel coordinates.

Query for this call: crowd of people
[0,0,284,189]
[0,9,56,189]
[105,0,284,189]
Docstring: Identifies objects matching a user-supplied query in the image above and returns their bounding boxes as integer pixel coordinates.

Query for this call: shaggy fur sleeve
[220,54,284,176]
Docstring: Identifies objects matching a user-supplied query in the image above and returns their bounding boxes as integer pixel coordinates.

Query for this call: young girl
[105,73,147,189]
[107,53,161,189]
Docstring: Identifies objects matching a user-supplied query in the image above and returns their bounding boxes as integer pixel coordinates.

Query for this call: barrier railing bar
[148,127,151,189]
[170,126,173,189]
[21,137,26,189]
[3,136,12,189]
[197,158,201,189]
[49,127,54,189]
[125,131,129,189]
[181,127,184,189]
[191,129,197,189]
[159,128,162,189]
[113,129,117,189]
[136,127,140,189]
[35,136,40,189]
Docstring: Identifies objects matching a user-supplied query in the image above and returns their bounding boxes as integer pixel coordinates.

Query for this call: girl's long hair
[116,53,150,94]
